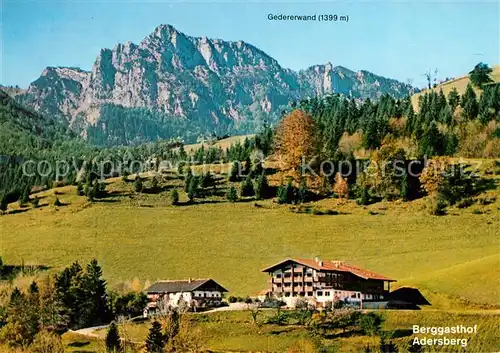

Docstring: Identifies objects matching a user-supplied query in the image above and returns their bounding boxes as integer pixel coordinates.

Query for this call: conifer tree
[105,321,122,352]
[297,178,308,204]
[357,186,370,206]
[54,197,62,206]
[184,168,193,192]
[0,193,8,212]
[400,173,409,201]
[461,84,479,120]
[170,189,179,205]
[447,88,460,113]
[277,179,295,204]
[240,175,255,197]
[227,186,238,202]
[187,176,199,201]
[20,185,30,205]
[82,259,110,326]
[469,62,493,88]
[28,281,39,295]
[228,162,240,182]
[255,174,269,200]
[145,321,165,353]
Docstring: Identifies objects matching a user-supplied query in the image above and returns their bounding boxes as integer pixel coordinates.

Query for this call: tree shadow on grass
[390,329,413,338]
[0,264,51,280]
[68,341,90,348]
[6,208,30,215]
[94,198,120,203]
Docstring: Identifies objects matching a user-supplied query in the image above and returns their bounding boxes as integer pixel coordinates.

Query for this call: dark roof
[262,258,395,282]
[145,279,228,293]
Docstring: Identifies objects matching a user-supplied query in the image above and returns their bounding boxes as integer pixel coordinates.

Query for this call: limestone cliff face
[19,24,413,145]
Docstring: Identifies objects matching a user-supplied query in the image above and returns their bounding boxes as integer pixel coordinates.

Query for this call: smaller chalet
[145,278,228,312]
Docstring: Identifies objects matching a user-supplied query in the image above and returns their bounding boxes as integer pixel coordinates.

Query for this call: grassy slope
[91,310,500,353]
[182,134,255,153]
[1,166,499,308]
[411,65,500,111]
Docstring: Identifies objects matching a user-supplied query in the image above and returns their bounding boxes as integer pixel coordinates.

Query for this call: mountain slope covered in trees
[18,24,414,146]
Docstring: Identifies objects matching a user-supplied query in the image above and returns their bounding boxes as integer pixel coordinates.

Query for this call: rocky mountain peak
[18,24,414,146]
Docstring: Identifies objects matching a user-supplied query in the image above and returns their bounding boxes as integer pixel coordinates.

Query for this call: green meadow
[1,166,499,308]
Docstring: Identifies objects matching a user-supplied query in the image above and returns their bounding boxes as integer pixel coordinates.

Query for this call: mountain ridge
[18,23,414,146]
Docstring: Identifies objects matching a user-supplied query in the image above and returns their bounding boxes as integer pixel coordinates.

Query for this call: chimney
[315,256,320,263]
[319,261,323,267]
[188,278,192,283]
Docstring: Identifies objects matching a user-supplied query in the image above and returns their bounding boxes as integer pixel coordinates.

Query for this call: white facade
[147,290,223,308]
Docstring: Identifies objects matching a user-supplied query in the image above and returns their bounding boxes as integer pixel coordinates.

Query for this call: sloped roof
[261,258,395,282]
[145,279,228,293]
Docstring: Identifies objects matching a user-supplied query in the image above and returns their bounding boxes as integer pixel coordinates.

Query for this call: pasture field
[1,162,499,309]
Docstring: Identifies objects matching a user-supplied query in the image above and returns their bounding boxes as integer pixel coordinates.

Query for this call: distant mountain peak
[18,24,414,146]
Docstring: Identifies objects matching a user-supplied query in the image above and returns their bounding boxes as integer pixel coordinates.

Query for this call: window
[357,293,361,299]
[351,294,356,298]
[307,292,313,297]
[285,293,290,297]
[276,274,282,278]
[276,283,282,287]
[325,291,330,297]
[317,291,323,296]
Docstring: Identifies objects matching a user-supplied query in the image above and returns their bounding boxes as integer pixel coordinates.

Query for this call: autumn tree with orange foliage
[275,110,318,181]
[419,157,451,196]
[333,173,349,200]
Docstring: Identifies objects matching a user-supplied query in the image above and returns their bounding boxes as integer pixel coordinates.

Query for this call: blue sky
[1,0,499,89]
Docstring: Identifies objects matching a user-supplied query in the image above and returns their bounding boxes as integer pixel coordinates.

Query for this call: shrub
[150,176,159,191]
[228,296,238,303]
[427,194,447,215]
[472,208,483,215]
[358,312,384,336]
[457,197,474,209]
[277,179,295,204]
[170,189,179,205]
[227,186,238,202]
[76,182,84,195]
[133,177,143,193]
[54,198,62,207]
[30,330,64,353]
[333,173,349,199]
[357,186,370,205]
[31,198,40,209]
